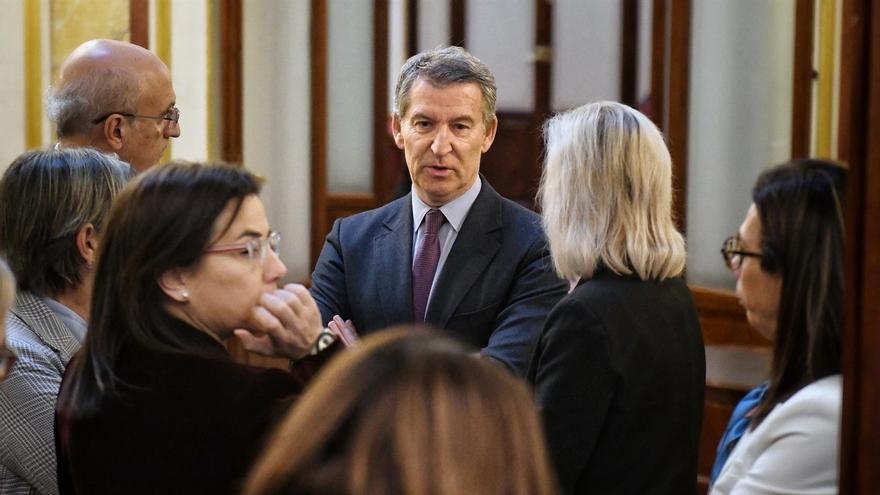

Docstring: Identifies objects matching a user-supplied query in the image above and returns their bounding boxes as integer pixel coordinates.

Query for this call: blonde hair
[538,101,686,281]
[244,329,557,495]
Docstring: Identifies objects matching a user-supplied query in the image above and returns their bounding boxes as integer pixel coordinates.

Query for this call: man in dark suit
[310,46,567,376]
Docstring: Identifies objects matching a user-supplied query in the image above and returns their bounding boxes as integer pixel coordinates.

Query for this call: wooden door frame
[310,0,389,266]
[838,0,880,491]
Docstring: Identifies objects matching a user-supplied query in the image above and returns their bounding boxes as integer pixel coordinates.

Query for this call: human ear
[102,115,127,152]
[481,117,498,153]
[158,269,190,303]
[75,223,99,270]
[392,114,405,150]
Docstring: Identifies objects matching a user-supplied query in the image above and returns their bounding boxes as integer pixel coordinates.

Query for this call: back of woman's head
[751,159,845,423]
[0,147,130,295]
[244,329,557,495]
[539,101,685,281]
[61,161,261,413]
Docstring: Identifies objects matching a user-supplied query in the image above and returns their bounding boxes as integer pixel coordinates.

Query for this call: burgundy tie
[413,209,444,322]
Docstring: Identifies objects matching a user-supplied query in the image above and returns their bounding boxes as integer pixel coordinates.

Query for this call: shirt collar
[40,296,88,343]
[411,177,482,233]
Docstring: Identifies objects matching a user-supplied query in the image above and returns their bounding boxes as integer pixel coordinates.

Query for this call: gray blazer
[0,292,81,495]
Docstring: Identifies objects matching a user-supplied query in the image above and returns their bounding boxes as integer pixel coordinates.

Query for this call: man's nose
[165,121,181,139]
[430,126,452,155]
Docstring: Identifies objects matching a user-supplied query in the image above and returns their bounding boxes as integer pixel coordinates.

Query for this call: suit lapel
[374,196,415,326]
[10,291,82,364]
[426,181,503,327]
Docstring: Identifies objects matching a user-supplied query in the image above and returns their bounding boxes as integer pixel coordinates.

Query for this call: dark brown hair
[750,159,845,427]
[57,162,261,415]
[244,329,557,495]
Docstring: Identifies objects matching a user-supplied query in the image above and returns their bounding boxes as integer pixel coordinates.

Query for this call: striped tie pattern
[412,209,444,321]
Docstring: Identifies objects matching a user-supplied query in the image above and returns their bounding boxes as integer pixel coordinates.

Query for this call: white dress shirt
[411,177,482,307]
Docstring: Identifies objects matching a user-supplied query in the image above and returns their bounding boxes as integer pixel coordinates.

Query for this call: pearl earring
[181,290,189,301]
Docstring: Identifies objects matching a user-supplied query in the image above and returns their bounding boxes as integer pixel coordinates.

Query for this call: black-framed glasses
[0,347,18,382]
[721,236,762,271]
[204,231,282,265]
[91,106,180,126]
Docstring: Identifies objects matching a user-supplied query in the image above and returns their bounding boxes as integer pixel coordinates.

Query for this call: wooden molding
[373,0,392,203]
[791,0,815,159]
[406,0,418,55]
[838,0,880,491]
[621,0,638,106]
[310,0,329,268]
[690,286,770,348]
[649,0,667,127]
[129,0,149,48]
[667,0,691,235]
[218,0,243,164]
[450,0,465,46]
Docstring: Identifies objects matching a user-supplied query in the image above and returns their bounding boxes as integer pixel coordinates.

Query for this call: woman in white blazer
[711,159,846,494]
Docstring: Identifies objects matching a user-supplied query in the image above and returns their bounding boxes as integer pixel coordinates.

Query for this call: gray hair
[0,148,132,295]
[47,68,141,138]
[538,101,686,281]
[393,46,497,125]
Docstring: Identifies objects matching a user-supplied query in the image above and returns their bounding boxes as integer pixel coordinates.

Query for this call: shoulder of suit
[5,311,48,350]
[774,375,841,419]
[337,194,410,226]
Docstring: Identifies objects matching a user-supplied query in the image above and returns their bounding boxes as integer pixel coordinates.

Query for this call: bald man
[48,39,180,173]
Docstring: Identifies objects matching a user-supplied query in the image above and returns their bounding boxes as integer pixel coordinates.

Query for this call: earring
[181,290,189,301]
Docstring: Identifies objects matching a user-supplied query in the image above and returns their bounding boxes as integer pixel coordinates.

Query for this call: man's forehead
[404,81,485,115]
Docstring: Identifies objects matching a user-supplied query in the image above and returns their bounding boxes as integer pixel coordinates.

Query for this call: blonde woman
[528,101,705,494]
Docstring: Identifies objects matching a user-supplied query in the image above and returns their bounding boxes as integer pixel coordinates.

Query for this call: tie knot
[424,209,444,235]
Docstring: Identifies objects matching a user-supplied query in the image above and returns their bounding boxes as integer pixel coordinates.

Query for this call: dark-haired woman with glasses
[710,159,845,494]
[56,162,342,495]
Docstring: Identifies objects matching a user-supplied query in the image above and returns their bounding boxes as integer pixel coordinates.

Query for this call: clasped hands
[234,283,359,360]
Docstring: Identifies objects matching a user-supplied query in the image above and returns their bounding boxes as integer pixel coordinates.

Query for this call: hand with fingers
[328,315,359,346]
[234,283,324,360]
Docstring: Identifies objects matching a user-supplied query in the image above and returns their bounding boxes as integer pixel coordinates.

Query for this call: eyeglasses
[91,106,181,127]
[720,235,762,271]
[0,347,17,382]
[204,231,281,265]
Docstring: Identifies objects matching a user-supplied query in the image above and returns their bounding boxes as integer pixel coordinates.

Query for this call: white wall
[243,0,312,281]
[417,0,449,51]
[169,0,208,162]
[0,0,26,171]
[467,0,535,112]
[552,0,621,111]
[326,0,374,193]
[686,0,795,288]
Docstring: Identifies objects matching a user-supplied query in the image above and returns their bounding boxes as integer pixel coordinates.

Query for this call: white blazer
[711,374,841,495]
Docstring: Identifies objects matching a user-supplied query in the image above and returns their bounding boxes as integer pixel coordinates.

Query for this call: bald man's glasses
[92,106,180,127]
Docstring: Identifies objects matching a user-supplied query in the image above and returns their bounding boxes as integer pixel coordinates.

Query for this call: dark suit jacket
[528,270,705,495]
[55,318,334,495]
[310,179,567,376]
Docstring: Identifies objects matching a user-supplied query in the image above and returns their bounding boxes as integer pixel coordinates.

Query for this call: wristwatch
[309,328,338,356]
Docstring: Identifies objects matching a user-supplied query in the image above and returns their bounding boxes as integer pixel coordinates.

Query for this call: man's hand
[328,315,359,346]
[234,283,324,360]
